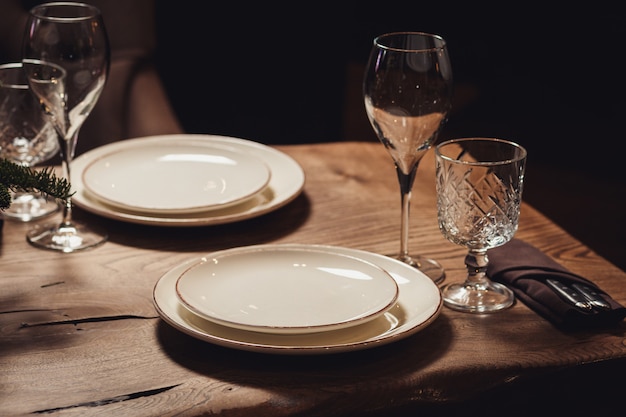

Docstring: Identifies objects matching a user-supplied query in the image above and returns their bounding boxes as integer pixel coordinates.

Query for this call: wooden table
[1,141,625,417]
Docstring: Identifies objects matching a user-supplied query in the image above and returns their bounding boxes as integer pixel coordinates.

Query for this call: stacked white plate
[72,134,305,226]
[153,244,443,355]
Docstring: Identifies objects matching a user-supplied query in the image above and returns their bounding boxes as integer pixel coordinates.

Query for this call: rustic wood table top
[1,141,625,417]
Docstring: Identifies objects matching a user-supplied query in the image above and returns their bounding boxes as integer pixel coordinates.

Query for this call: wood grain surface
[1,141,625,417]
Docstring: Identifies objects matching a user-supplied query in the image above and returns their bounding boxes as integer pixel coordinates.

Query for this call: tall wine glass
[363,32,453,284]
[435,138,527,312]
[22,2,110,252]
[0,62,60,221]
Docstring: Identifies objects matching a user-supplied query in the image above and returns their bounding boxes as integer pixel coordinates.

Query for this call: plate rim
[153,244,443,355]
[174,245,400,334]
[71,134,305,226]
[81,143,271,214]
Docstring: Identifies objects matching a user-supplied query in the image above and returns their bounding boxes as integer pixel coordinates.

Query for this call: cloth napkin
[487,238,626,329]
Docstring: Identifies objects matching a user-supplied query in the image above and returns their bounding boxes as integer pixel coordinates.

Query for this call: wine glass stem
[396,165,418,262]
[465,250,490,287]
[59,131,78,227]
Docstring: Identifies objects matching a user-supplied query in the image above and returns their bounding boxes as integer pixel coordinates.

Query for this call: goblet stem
[396,166,416,264]
[394,165,445,284]
[59,188,74,227]
[26,131,107,252]
[59,131,76,227]
[464,250,491,288]
[441,248,514,312]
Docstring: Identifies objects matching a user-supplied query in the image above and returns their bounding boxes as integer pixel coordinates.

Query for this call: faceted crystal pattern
[437,164,523,251]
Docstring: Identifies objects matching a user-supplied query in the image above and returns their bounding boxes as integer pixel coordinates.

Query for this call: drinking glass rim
[29,2,102,21]
[0,62,29,90]
[435,137,527,166]
[21,59,68,82]
[373,32,447,53]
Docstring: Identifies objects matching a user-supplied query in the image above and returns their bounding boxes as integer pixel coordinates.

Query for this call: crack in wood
[31,384,181,414]
[40,281,65,288]
[19,314,159,328]
[0,309,51,315]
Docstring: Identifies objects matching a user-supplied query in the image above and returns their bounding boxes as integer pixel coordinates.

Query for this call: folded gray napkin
[487,239,626,329]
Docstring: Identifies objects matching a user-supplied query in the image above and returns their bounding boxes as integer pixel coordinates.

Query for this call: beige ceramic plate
[82,144,270,214]
[153,244,443,355]
[71,134,305,226]
[175,245,399,334]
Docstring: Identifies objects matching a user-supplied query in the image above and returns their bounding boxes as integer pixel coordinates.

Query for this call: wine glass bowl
[363,32,453,284]
[21,2,110,252]
[435,138,527,312]
[0,62,60,221]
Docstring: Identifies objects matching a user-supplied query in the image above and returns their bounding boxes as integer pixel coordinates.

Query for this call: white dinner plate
[82,144,271,214]
[175,245,399,334]
[71,134,305,226]
[153,245,443,355]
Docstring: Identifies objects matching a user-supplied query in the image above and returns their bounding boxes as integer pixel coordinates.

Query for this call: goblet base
[392,254,445,285]
[3,193,59,222]
[442,281,514,313]
[27,221,108,253]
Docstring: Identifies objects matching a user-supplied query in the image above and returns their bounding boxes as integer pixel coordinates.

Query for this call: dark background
[154,3,624,164]
[153,2,626,270]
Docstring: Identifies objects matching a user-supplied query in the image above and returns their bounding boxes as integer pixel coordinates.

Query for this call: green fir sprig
[0,158,73,210]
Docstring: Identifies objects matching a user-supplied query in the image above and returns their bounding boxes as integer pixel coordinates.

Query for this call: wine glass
[363,32,453,284]
[21,2,110,252]
[0,62,60,221]
[435,138,527,312]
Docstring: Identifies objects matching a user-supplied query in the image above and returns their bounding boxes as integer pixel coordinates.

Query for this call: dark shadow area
[72,191,312,253]
[375,358,626,417]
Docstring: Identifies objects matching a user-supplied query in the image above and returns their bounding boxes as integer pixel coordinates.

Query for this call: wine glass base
[441,281,514,313]
[2,193,59,222]
[392,254,446,285]
[27,221,108,253]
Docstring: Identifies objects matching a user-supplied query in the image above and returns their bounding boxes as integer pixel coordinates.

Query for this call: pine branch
[0,158,74,211]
